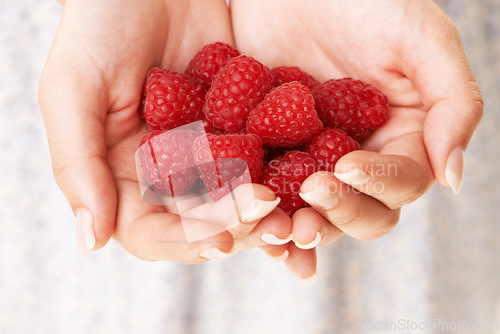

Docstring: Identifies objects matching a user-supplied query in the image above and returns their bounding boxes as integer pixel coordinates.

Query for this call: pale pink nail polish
[261,233,293,245]
[294,232,322,249]
[299,269,319,285]
[200,248,237,259]
[266,250,289,262]
[299,185,337,210]
[76,208,96,258]
[445,146,465,194]
[240,198,281,223]
[334,168,370,186]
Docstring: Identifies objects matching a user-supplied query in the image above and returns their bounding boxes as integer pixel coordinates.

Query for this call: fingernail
[261,233,293,245]
[240,198,281,223]
[76,208,96,258]
[266,250,289,261]
[334,168,370,186]
[299,185,337,210]
[295,232,322,250]
[299,268,319,285]
[200,248,237,260]
[445,146,465,194]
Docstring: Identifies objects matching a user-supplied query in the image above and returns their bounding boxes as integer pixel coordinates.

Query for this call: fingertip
[75,208,96,258]
[256,207,293,242]
[77,165,117,253]
[300,171,336,194]
[291,208,325,248]
[240,197,281,224]
[284,243,317,281]
[260,244,289,261]
[199,246,237,260]
[298,268,319,285]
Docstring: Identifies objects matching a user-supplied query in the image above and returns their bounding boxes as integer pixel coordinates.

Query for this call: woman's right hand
[39,0,294,262]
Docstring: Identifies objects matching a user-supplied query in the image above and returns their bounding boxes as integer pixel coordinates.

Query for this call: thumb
[403,2,484,194]
[39,54,116,257]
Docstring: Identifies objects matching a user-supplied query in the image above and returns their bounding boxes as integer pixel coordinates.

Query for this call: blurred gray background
[0,0,498,333]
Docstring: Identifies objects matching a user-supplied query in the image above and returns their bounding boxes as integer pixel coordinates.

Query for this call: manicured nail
[334,168,370,186]
[200,248,237,259]
[261,233,293,245]
[76,208,96,258]
[295,232,322,250]
[240,198,281,223]
[445,146,465,194]
[266,250,289,261]
[299,185,337,210]
[299,269,319,285]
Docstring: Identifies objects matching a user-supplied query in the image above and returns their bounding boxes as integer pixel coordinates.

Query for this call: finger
[402,1,484,193]
[291,207,344,249]
[259,244,289,261]
[235,208,293,250]
[334,138,434,209]
[284,243,318,285]
[180,183,282,240]
[161,0,236,72]
[39,56,115,257]
[113,179,235,263]
[300,172,401,240]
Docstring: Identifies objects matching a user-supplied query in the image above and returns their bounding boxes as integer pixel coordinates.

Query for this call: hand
[39,0,293,262]
[231,0,483,278]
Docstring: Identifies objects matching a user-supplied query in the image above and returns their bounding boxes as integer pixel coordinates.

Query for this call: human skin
[39,0,297,265]
[40,0,483,281]
[231,0,483,278]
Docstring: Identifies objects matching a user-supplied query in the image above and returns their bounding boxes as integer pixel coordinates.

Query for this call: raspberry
[313,78,389,137]
[262,143,309,164]
[201,117,214,134]
[203,55,273,133]
[305,128,360,172]
[260,150,318,216]
[246,82,323,147]
[138,129,199,195]
[270,66,319,90]
[144,68,206,131]
[192,133,264,200]
[185,42,240,90]
[337,125,372,143]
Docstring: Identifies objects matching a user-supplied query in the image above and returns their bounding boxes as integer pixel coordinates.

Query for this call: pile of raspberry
[138,42,389,216]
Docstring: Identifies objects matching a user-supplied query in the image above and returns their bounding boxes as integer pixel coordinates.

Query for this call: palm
[61,0,236,257]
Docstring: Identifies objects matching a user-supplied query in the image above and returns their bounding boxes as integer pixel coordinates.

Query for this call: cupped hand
[39,0,293,262]
[231,0,483,278]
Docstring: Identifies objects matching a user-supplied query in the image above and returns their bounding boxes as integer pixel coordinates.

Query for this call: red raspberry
[144,68,206,131]
[313,78,389,137]
[192,133,264,200]
[201,117,214,134]
[246,82,323,147]
[137,129,199,195]
[336,125,372,143]
[203,55,273,133]
[270,66,319,90]
[263,145,300,164]
[305,128,360,172]
[185,42,240,90]
[260,150,318,216]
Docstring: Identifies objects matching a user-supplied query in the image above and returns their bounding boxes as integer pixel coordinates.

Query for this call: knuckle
[333,211,362,230]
